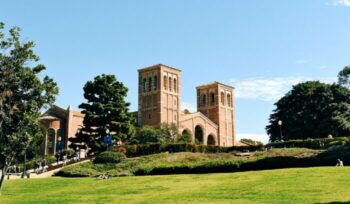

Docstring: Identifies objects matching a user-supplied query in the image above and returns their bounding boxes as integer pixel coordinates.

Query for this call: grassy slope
[57,148,321,177]
[2,167,350,203]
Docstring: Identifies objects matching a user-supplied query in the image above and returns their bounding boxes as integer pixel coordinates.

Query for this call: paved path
[1,159,91,180]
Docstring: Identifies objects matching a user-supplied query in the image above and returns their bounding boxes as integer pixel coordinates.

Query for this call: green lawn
[1,167,350,203]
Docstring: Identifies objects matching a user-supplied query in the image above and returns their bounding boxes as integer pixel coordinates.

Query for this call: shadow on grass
[315,202,350,204]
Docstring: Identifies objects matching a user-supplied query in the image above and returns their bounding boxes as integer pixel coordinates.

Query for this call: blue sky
[2,0,350,143]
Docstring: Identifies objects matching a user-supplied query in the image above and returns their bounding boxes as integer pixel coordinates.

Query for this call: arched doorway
[47,128,55,155]
[181,129,192,143]
[207,134,216,145]
[195,125,204,144]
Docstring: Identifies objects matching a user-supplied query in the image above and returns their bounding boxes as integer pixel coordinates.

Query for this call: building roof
[138,64,182,72]
[196,81,235,89]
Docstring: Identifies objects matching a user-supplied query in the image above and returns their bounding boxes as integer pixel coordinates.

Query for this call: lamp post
[278,120,283,141]
[56,136,62,162]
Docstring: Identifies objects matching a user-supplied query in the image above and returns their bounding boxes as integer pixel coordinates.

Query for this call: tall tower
[196,82,235,146]
[138,64,181,127]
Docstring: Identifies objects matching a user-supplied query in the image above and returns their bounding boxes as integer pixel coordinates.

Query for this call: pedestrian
[336,158,344,167]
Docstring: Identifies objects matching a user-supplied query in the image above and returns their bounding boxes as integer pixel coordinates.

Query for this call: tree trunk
[0,167,7,195]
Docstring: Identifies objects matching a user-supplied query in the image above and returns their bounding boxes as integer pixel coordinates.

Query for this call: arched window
[210,92,215,105]
[202,94,206,106]
[163,75,167,90]
[47,128,55,155]
[148,77,152,91]
[57,128,65,147]
[227,94,231,107]
[221,92,225,105]
[173,78,177,93]
[169,77,172,91]
[143,78,147,92]
[153,76,158,90]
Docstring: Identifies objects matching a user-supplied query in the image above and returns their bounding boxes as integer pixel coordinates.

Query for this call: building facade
[138,64,236,147]
[40,64,236,155]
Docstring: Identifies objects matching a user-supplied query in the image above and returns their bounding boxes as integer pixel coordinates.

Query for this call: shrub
[94,151,126,164]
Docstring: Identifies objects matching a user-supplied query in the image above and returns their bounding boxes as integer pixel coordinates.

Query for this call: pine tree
[70,74,135,154]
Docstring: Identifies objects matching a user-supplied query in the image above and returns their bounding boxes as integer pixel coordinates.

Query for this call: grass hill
[1,167,350,203]
[56,148,323,177]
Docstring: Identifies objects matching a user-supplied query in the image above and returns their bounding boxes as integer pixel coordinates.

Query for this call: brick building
[40,64,236,155]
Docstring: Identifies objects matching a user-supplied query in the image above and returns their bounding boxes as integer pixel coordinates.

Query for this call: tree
[0,22,58,193]
[177,131,192,144]
[70,74,135,154]
[338,65,350,89]
[266,81,350,142]
[135,126,161,144]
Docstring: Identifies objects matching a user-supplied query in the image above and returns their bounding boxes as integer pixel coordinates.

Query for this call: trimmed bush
[267,137,350,149]
[94,151,126,164]
[116,143,263,157]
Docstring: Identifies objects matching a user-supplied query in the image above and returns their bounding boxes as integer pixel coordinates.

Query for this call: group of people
[8,165,21,174]
[35,159,48,174]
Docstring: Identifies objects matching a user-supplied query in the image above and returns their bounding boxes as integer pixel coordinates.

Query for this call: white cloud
[327,0,350,6]
[181,101,196,112]
[295,59,307,64]
[229,76,336,102]
[236,133,269,144]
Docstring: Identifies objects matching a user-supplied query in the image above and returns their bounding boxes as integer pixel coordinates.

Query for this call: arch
[47,128,55,155]
[207,134,216,145]
[227,94,231,107]
[210,92,215,105]
[169,76,172,91]
[173,78,177,93]
[201,94,206,106]
[153,75,158,90]
[163,75,167,90]
[195,125,204,144]
[221,92,225,105]
[181,129,193,143]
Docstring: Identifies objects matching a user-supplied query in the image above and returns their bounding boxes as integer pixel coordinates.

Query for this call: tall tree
[70,74,135,154]
[338,65,350,89]
[0,22,58,193]
[266,81,350,142]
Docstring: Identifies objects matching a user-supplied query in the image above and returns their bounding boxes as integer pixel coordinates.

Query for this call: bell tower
[138,64,181,127]
[196,82,235,146]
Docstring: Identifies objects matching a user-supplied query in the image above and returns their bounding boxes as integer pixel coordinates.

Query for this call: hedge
[114,143,264,157]
[94,151,126,164]
[267,137,350,149]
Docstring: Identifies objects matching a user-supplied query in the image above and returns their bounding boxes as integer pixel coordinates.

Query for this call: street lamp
[278,120,283,141]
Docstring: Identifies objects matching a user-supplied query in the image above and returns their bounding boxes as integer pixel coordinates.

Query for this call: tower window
[173,78,177,93]
[201,94,206,106]
[164,75,167,90]
[221,92,225,105]
[210,92,215,105]
[169,77,172,91]
[227,94,231,107]
[148,77,152,91]
[143,78,147,92]
[153,76,158,90]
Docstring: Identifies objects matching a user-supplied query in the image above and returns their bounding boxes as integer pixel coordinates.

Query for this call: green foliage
[114,143,263,157]
[240,138,263,146]
[338,65,350,89]
[267,137,350,149]
[177,131,192,143]
[94,151,126,164]
[57,148,321,177]
[135,124,180,144]
[266,81,350,141]
[69,74,135,154]
[0,22,58,191]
